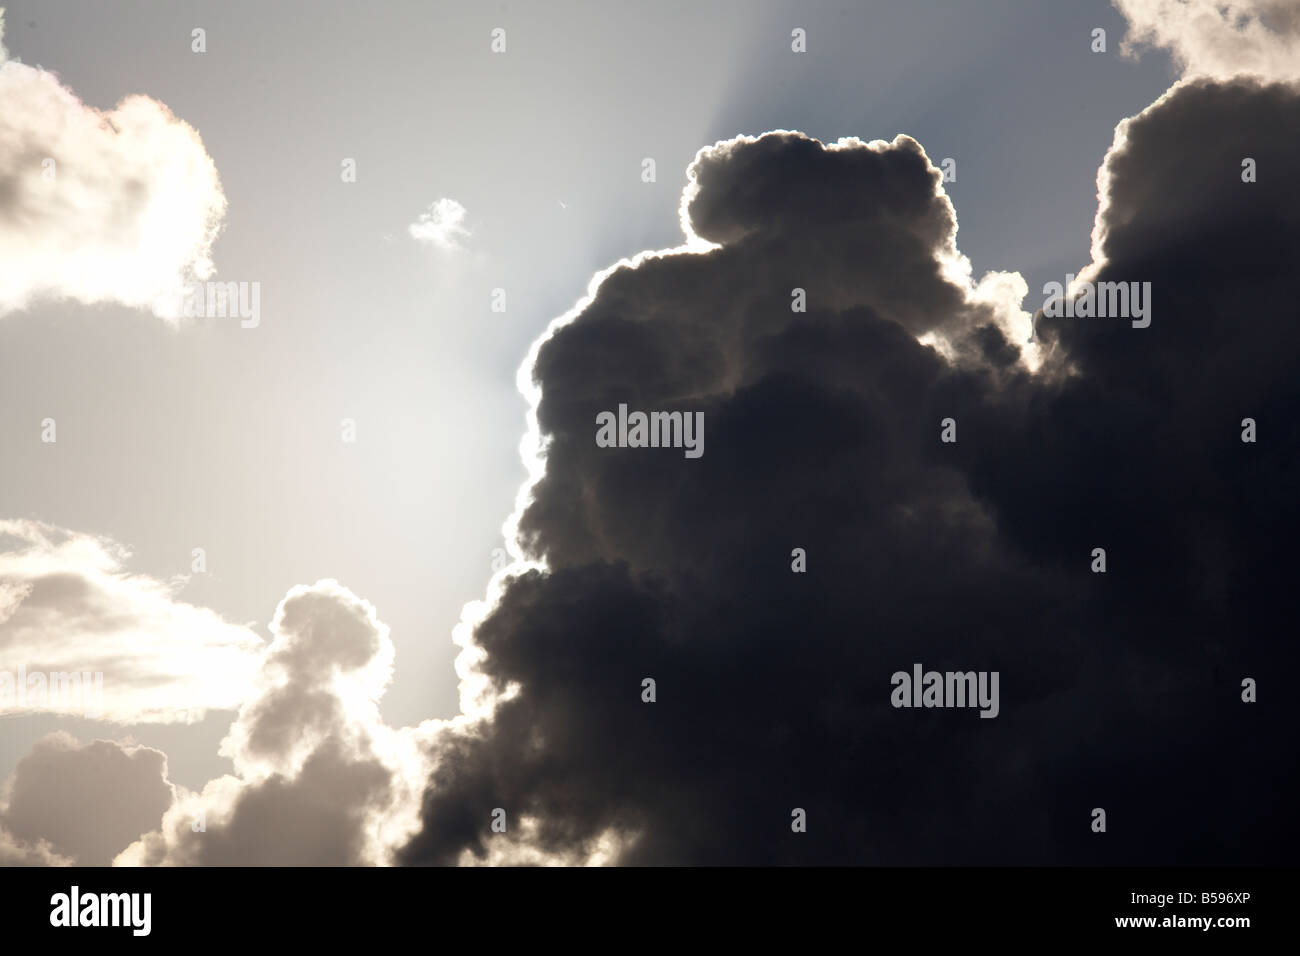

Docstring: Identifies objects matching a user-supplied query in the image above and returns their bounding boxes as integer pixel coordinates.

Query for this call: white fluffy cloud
[0,578,448,866]
[118,580,438,865]
[0,519,264,723]
[1115,0,1300,78]
[408,197,470,250]
[0,9,227,319]
[100,575,617,866]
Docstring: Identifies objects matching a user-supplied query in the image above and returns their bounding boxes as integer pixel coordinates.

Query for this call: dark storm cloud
[402,83,1299,865]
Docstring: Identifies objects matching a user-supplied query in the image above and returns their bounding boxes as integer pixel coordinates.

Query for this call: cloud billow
[0,520,264,723]
[0,10,226,321]
[5,3,1295,868]
[116,580,432,866]
[400,85,1300,865]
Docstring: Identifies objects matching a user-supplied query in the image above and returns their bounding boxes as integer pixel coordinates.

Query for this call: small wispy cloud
[0,519,264,724]
[408,197,470,251]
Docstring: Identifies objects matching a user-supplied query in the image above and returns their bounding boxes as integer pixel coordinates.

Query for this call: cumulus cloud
[0,732,174,865]
[24,72,1291,870]
[0,574,455,867]
[11,92,1292,864]
[7,3,1297,869]
[118,580,437,865]
[1115,0,1300,78]
[0,826,70,865]
[394,80,1298,865]
[408,197,470,250]
[0,9,226,320]
[0,519,264,723]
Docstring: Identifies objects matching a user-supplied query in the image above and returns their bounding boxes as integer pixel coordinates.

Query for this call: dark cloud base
[402,78,1300,865]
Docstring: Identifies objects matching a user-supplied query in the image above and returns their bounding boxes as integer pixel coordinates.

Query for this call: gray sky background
[0,0,1175,787]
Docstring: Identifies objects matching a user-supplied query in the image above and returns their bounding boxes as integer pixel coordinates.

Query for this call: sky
[0,0,1297,866]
